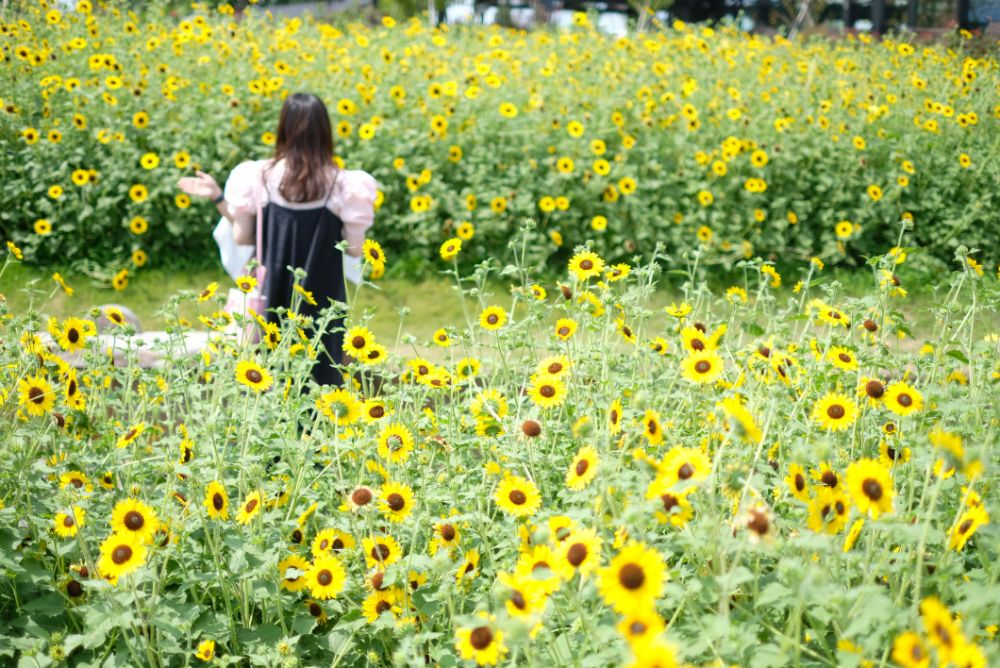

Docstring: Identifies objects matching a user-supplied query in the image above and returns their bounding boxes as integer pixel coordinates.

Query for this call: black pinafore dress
[260,183,346,387]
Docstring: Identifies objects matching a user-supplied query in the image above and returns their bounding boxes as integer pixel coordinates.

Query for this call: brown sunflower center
[838,353,851,363]
[245,369,263,384]
[375,600,392,614]
[821,471,837,487]
[317,570,333,586]
[691,339,705,351]
[957,519,973,535]
[487,314,498,325]
[678,463,694,480]
[124,511,144,531]
[510,590,526,610]
[351,336,366,349]
[522,420,541,437]
[332,538,344,551]
[440,524,456,541]
[794,473,805,491]
[369,406,385,418]
[580,260,593,270]
[661,494,679,512]
[758,346,771,358]
[863,319,878,332]
[28,387,45,404]
[245,499,258,513]
[372,543,391,560]
[567,542,587,567]
[469,626,493,650]
[897,393,912,407]
[66,580,83,597]
[694,360,711,374]
[558,326,570,336]
[629,621,647,636]
[539,384,555,398]
[548,362,563,374]
[862,478,883,501]
[575,459,589,476]
[309,602,323,617]
[865,380,885,399]
[826,404,846,419]
[747,509,769,535]
[618,563,645,590]
[63,515,75,527]
[508,490,527,505]
[112,545,133,565]
[386,493,405,511]
[352,488,372,506]
[67,328,80,344]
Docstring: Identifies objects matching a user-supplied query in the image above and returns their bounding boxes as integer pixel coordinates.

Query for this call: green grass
[1,261,944,357]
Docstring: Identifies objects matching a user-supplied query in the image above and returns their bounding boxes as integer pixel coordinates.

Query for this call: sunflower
[342,326,375,357]
[17,374,55,417]
[597,542,666,613]
[528,373,567,409]
[785,464,810,502]
[680,324,725,352]
[554,318,578,340]
[479,306,507,331]
[360,343,388,366]
[115,422,145,448]
[362,588,402,623]
[456,549,480,583]
[455,613,507,666]
[54,506,86,538]
[535,355,571,378]
[233,359,274,393]
[379,481,415,523]
[59,471,92,494]
[947,505,988,551]
[883,382,923,417]
[432,521,462,555]
[98,532,148,582]
[497,571,546,620]
[311,528,355,557]
[846,458,894,519]
[566,446,599,490]
[194,640,215,662]
[657,447,711,488]
[440,237,462,261]
[826,346,858,371]
[568,251,604,281]
[811,392,858,431]
[306,555,346,600]
[514,545,562,595]
[806,488,850,534]
[278,555,311,592]
[203,481,229,520]
[348,486,375,512]
[555,528,603,579]
[608,398,624,435]
[641,408,664,446]
[644,481,695,527]
[362,239,385,267]
[111,498,159,543]
[495,475,542,518]
[376,423,414,463]
[680,350,724,384]
[920,597,966,663]
[470,389,508,419]
[362,534,402,568]
[891,632,930,668]
[56,317,93,352]
[235,491,263,525]
[618,608,666,648]
[627,637,679,668]
[316,388,361,426]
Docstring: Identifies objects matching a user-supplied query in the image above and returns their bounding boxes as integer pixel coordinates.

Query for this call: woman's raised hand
[176,171,223,200]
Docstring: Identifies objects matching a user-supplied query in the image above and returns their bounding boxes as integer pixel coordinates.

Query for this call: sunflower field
[1,225,998,666]
[1,1,1000,285]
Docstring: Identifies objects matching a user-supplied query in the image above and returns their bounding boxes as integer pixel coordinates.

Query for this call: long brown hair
[271,92,336,203]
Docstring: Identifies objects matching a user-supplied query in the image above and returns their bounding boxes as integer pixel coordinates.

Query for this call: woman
[178,92,377,386]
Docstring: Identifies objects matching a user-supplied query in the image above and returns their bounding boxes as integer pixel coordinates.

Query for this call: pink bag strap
[254,169,266,288]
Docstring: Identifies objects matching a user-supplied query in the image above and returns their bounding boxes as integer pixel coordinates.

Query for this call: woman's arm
[178,169,256,244]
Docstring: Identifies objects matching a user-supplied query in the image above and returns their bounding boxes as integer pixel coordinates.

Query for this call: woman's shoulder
[337,169,378,192]
[227,159,272,184]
